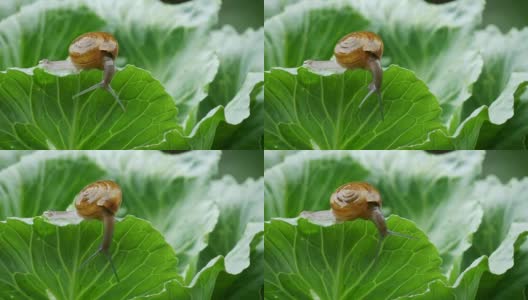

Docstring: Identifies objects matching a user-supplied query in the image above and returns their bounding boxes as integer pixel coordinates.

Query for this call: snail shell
[334,31,383,69]
[69,32,119,70]
[330,182,381,222]
[75,180,122,220]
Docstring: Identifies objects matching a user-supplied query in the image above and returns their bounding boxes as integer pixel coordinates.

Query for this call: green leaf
[489,92,528,150]
[0,150,221,273]
[475,240,528,300]
[264,1,369,70]
[137,257,226,300]
[201,27,263,113]
[264,0,484,127]
[196,26,264,149]
[210,224,264,300]
[457,26,528,149]
[262,0,528,149]
[215,241,264,300]
[465,177,528,260]
[264,66,445,149]
[195,72,264,150]
[128,177,265,300]
[0,215,180,299]
[264,216,444,300]
[216,91,264,150]
[446,75,528,150]
[264,149,528,299]
[0,0,266,149]
[199,177,263,264]
[469,27,528,111]
[137,172,266,299]
[0,0,220,116]
[460,177,528,298]
[399,232,528,300]
[264,151,485,275]
[380,211,528,300]
[0,66,180,149]
[197,177,264,299]
[395,256,489,300]
[162,74,263,150]
[0,150,263,298]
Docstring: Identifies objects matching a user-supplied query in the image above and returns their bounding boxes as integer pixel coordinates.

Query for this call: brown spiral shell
[74,180,122,220]
[334,31,383,69]
[330,182,382,222]
[69,32,119,70]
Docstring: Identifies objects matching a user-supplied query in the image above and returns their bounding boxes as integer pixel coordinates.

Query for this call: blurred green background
[175,150,528,184]
[158,0,264,182]
[482,151,528,182]
[160,0,528,47]
[263,150,528,183]
[218,0,264,31]
[218,150,263,181]
[166,150,263,182]
[426,0,528,180]
[482,0,528,31]
[158,0,264,183]
[162,0,264,31]
[427,0,528,31]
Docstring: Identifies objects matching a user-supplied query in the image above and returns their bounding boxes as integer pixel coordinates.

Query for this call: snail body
[304,31,385,120]
[40,32,124,110]
[76,180,122,282]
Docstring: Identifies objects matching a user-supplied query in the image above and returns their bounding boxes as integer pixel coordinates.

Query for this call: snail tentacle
[73,82,103,98]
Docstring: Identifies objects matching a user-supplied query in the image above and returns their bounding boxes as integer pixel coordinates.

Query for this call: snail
[304,31,385,120]
[301,182,413,260]
[45,180,122,281]
[76,180,122,281]
[39,32,125,110]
